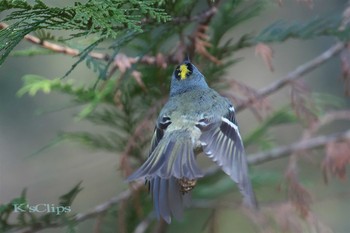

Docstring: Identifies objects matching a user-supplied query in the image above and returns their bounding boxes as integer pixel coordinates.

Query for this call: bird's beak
[183,53,191,63]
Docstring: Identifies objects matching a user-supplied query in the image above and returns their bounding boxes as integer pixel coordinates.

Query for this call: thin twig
[235,42,346,112]
[0,22,111,61]
[75,181,144,222]
[247,130,350,165]
[0,22,163,65]
[0,4,218,66]
[309,110,350,134]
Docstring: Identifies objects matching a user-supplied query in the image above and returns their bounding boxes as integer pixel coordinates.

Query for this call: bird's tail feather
[127,130,201,223]
[148,176,191,223]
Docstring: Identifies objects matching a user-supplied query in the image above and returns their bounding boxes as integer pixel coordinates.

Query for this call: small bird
[127,58,257,223]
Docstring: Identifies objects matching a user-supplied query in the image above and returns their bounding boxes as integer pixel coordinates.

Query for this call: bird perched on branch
[127,57,257,223]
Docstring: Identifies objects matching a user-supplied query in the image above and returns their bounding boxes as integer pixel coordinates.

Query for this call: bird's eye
[174,63,193,80]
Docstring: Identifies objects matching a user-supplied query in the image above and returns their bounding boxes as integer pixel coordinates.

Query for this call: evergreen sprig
[255,15,350,43]
[0,0,171,65]
[0,183,82,232]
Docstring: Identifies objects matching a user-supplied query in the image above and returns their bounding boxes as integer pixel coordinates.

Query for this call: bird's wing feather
[127,116,202,223]
[127,130,203,180]
[147,115,171,158]
[197,106,257,208]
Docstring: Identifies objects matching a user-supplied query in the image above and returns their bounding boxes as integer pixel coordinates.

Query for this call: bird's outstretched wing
[197,106,257,209]
[127,129,202,180]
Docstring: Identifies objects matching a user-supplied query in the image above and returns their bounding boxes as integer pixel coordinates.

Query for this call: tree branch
[15,129,350,233]
[2,19,343,101]
[247,130,350,165]
[16,181,145,233]
[235,42,346,112]
[0,4,219,67]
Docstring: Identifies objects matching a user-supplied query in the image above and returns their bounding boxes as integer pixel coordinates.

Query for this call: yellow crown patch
[175,63,193,80]
[179,64,190,80]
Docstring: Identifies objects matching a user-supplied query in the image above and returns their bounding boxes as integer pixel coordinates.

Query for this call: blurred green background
[1,0,350,232]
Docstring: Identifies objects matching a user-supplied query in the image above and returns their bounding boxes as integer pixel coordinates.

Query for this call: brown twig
[235,42,346,112]
[0,3,219,67]
[310,110,350,134]
[75,181,143,221]
[17,181,144,233]
[16,129,350,233]
[0,22,170,67]
[247,130,350,165]
[0,22,111,61]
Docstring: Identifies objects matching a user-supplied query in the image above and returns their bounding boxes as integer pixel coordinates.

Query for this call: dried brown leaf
[272,203,303,233]
[264,203,333,233]
[114,53,137,73]
[131,70,147,92]
[322,140,350,183]
[245,201,333,233]
[291,80,318,128]
[225,78,272,117]
[255,43,274,72]
[155,53,168,69]
[113,89,123,109]
[192,24,221,65]
[285,169,312,218]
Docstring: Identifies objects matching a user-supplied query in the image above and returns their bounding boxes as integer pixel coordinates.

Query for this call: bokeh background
[1,1,350,232]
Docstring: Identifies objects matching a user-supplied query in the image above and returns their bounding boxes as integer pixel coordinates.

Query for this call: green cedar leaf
[0,0,170,65]
[59,182,83,207]
[17,75,61,96]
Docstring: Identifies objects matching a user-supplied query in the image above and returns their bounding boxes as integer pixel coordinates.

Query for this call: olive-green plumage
[127,58,257,223]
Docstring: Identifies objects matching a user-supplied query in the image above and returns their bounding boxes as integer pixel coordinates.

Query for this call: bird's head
[170,58,208,96]
[174,60,193,81]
